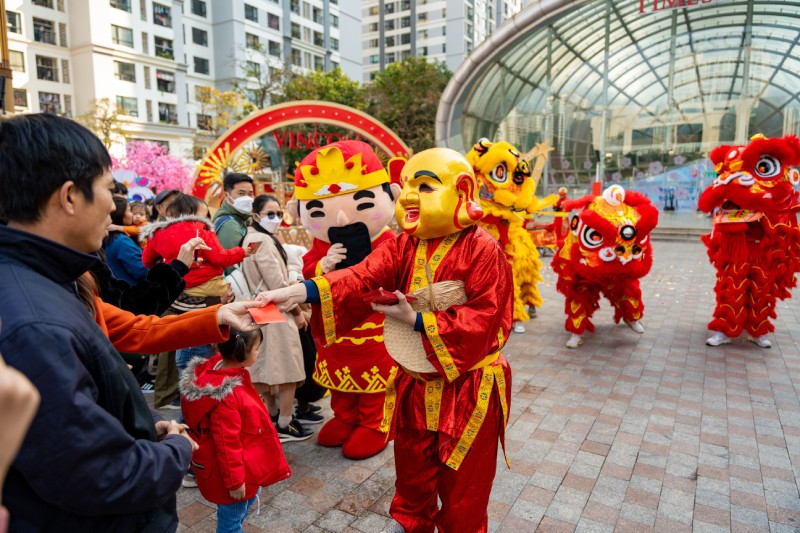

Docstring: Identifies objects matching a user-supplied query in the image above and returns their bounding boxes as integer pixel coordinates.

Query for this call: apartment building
[362,0,522,82]
[6,0,357,158]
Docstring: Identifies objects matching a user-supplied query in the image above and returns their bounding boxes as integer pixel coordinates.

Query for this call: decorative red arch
[192,101,411,197]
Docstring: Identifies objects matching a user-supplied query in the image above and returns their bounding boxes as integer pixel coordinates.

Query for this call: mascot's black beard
[328,222,372,269]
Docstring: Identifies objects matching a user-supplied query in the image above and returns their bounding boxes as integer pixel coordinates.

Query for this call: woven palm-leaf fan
[383,280,467,373]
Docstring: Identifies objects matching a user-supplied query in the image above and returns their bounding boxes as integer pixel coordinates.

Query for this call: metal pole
[0,0,13,115]
[595,0,611,195]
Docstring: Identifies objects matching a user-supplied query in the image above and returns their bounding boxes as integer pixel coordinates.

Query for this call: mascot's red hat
[294,140,389,201]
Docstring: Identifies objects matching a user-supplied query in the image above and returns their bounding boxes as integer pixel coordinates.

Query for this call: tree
[366,57,452,154]
[193,87,243,158]
[276,67,366,110]
[75,98,127,148]
[235,42,286,111]
[114,141,195,192]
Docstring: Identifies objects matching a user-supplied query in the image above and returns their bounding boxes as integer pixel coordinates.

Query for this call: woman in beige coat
[242,195,313,442]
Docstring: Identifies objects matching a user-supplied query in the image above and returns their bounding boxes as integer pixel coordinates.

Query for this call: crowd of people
[0,114,328,533]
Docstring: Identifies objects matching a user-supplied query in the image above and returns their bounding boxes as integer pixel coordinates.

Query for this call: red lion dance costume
[552,185,659,348]
[699,134,800,348]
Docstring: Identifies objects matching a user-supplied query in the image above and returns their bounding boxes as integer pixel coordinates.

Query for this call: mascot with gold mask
[260,148,514,533]
[289,140,399,460]
[466,139,547,333]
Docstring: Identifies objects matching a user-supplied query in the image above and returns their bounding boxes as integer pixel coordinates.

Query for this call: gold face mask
[390,148,483,240]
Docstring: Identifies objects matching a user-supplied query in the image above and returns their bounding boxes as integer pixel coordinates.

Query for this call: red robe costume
[302,227,398,459]
[310,225,513,533]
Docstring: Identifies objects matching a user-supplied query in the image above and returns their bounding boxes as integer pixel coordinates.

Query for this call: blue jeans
[176,344,214,374]
[216,491,259,533]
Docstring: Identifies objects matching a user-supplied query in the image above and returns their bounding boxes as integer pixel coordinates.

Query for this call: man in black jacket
[0,114,198,532]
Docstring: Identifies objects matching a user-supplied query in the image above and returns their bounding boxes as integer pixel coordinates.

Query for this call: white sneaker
[748,335,772,348]
[513,322,526,334]
[182,473,197,488]
[706,331,731,346]
[624,319,645,334]
[566,334,583,349]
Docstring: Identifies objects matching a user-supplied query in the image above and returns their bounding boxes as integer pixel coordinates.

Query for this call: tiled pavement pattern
[172,240,800,532]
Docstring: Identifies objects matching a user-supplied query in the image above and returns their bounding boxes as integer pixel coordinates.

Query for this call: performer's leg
[744,266,777,343]
[604,281,645,332]
[708,263,749,339]
[560,281,601,347]
[390,427,439,533]
[342,392,389,459]
[317,391,358,447]
[435,403,502,533]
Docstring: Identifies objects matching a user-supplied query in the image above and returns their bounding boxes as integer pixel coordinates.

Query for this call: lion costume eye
[580,225,604,249]
[491,164,508,184]
[755,155,781,178]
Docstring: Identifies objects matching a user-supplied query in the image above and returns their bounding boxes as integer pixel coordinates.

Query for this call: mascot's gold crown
[295,142,388,201]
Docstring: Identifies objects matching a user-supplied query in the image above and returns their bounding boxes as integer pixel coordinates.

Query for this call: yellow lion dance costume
[466,139,546,329]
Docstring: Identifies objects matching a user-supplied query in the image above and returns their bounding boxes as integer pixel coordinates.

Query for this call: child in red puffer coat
[141,194,257,308]
[180,328,291,532]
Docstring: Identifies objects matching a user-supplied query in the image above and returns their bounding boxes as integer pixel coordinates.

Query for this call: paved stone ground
[170,240,800,532]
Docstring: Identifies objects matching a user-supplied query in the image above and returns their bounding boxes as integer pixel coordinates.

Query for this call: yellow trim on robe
[315,260,324,277]
[421,312,459,382]
[424,378,444,431]
[380,367,399,434]
[312,276,336,346]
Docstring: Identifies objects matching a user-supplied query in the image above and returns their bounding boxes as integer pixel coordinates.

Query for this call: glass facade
[438,0,800,226]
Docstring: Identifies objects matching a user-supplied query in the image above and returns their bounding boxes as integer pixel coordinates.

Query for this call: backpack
[224,261,264,303]
[214,214,246,246]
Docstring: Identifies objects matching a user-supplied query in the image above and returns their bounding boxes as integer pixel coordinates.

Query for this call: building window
[245,33,259,49]
[369,38,378,48]
[313,7,322,24]
[156,70,175,92]
[114,61,136,82]
[143,66,151,89]
[158,102,177,124]
[192,27,208,46]
[387,52,395,63]
[145,100,153,121]
[386,36,395,47]
[313,31,323,47]
[401,16,410,28]
[291,49,301,67]
[368,22,378,32]
[193,56,209,74]
[291,23,300,39]
[191,0,206,17]
[267,13,279,30]
[6,11,21,34]
[384,19,394,31]
[140,0,147,20]
[33,18,56,45]
[111,24,134,47]
[63,94,71,117]
[36,55,58,82]
[142,32,149,53]
[369,6,378,15]
[331,15,338,28]
[314,56,323,71]
[400,33,410,45]
[61,58,70,83]
[244,4,258,22]
[153,3,171,27]
[418,12,427,21]
[245,60,260,77]
[14,89,27,108]
[110,0,131,12]
[58,22,67,47]
[290,0,299,15]
[116,96,138,116]
[38,92,60,114]
[385,2,395,13]
[401,0,410,9]
[369,54,379,64]
[154,37,174,59]
[331,37,339,51]
[197,113,213,131]
[268,41,280,57]
[32,0,53,7]
[9,50,24,72]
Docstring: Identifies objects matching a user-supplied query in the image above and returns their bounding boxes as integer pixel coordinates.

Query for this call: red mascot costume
[262,148,513,533]
[290,140,399,460]
[699,134,800,348]
[552,185,659,348]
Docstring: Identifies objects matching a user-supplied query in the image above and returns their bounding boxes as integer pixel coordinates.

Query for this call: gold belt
[380,352,509,471]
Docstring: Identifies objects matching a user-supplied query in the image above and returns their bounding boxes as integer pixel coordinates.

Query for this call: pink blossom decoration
[113,141,195,193]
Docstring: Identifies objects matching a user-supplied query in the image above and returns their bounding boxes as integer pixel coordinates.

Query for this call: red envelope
[248,304,287,324]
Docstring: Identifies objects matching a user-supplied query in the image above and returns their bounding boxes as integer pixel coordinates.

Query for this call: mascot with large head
[699,134,800,348]
[552,185,659,348]
[466,139,545,332]
[290,140,400,459]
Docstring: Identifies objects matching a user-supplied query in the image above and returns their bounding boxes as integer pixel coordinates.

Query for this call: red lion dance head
[552,185,658,347]
[699,134,800,348]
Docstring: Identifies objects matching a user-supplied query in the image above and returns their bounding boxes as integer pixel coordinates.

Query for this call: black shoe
[277,418,313,442]
[305,404,322,413]
[295,407,324,425]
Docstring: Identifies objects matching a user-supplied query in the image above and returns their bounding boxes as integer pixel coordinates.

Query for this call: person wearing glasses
[241,195,313,442]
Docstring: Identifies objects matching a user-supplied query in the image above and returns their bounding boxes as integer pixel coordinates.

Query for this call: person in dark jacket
[0,114,203,532]
[103,195,150,285]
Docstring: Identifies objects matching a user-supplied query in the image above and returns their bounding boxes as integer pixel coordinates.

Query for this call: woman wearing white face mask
[241,195,314,442]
